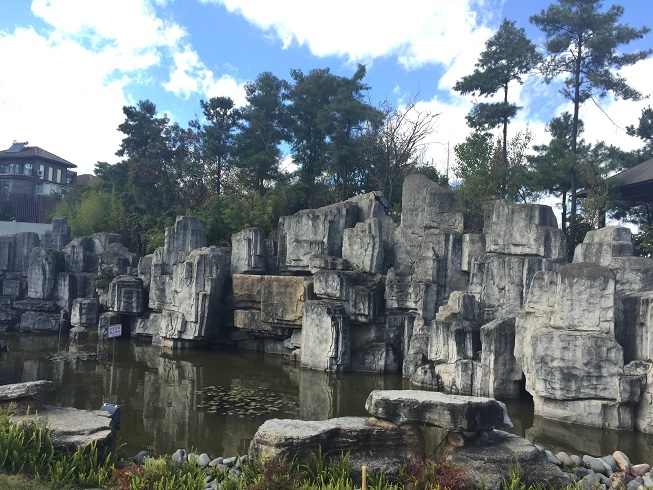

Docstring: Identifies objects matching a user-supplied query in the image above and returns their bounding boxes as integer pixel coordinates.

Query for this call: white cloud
[0,26,127,174]
[201,0,498,69]
[0,0,245,174]
[164,46,247,105]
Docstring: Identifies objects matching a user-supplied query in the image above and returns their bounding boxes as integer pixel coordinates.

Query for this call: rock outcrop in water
[3,174,653,434]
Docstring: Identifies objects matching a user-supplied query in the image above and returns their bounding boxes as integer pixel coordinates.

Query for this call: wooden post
[361,465,367,490]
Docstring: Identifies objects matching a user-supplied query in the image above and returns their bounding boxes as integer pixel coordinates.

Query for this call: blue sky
[1,0,652,176]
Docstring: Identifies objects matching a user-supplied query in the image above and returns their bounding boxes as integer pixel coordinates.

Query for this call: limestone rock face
[261,276,313,326]
[573,226,634,266]
[513,262,631,428]
[231,227,270,275]
[444,430,569,490]
[70,298,99,327]
[277,201,358,272]
[616,292,653,364]
[136,217,230,345]
[27,247,56,300]
[302,300,350,371]
[12,232,40,274]
[63,237,97,273]
[313,270,382,323]
[364,390,511,431]
[249,417,424,477]
[342,218,384,273]
[484,201,566,259]
[163,216,206,271]
[478,318,521,399]
[0,236,15,272]
[19,311,61,332]
[41,217,71,251]
[0,380,55,401]
[108,276,144,314]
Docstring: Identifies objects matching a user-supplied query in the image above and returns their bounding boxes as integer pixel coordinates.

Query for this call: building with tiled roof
[0,141,78,222]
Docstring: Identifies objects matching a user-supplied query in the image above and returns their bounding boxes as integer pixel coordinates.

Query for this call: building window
[56,169,62,183]
[39,164,44,179]
[24,163,32,176]
[36,184,44,195]
[48,167,53,181]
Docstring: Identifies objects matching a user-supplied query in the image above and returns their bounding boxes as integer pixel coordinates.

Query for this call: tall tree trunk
[561,191,567,236]
[569,38,583,260]
[502,84,509,197]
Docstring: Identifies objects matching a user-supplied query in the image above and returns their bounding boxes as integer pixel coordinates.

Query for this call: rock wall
[7,174,653,434]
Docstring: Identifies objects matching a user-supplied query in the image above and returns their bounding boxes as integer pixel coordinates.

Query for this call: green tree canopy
[454,19,540,193]
[531,0,652,254]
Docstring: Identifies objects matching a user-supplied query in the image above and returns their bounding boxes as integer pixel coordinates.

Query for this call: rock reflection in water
[0,335,403,457]
[3,335,653,463]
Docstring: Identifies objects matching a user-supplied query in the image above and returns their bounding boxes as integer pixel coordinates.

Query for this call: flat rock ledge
[0,380,55,402]
[365,390,512,431]
[248,416,424,477]
[22,405,116,451]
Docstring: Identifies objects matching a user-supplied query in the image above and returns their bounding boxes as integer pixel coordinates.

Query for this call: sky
[1,0,652,178]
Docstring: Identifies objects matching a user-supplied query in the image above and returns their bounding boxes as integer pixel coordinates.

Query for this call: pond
[1,333,653,464]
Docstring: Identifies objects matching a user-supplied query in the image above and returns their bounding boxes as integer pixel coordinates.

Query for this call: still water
[2,334,653,464]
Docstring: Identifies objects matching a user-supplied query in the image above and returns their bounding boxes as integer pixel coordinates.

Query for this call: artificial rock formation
[6,174,653,436]
[249,390,565,490]
[137,217,231,347]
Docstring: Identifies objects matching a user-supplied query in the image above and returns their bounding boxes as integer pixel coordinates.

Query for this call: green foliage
[0,404,117,489]
[95,265,117,290]
[108,457,207,490]
[531,0,652,251]
[455,19,540,194]
[634,227,653,258]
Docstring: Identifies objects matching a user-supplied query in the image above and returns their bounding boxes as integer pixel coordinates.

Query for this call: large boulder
[444,430,569,490]
[41,217,71,251]
[19,311,61,332]
[342,218,384,274]
[364,390,511,431]
[277,201,358,272]
[261,276,313,326]
[27,247,56,300]
[26,406,116,451]
[108,276,144,314]
[162,216,206,271]
[0,380,55,402]
[231,227,270,275]
[12,232,40,274]
[573,226,634,266]
[70,298,99,327]
[484,200,566,259]
[301,300,350,371]
[249,417,424,478]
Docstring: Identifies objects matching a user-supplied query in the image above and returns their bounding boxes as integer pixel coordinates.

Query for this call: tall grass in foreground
[0,404,590,490]
[0,404,117,488]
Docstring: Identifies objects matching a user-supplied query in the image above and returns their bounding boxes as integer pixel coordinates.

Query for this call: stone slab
[365,390,512,431]
[249,416,424,478]
[0,380,55,402]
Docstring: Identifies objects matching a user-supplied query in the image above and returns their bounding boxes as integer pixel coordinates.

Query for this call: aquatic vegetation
[195,384,299,418]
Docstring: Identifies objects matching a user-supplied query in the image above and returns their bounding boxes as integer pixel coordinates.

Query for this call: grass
[0,404,594,490]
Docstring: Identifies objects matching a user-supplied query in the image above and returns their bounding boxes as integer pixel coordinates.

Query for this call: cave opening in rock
[518,373,533,403]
